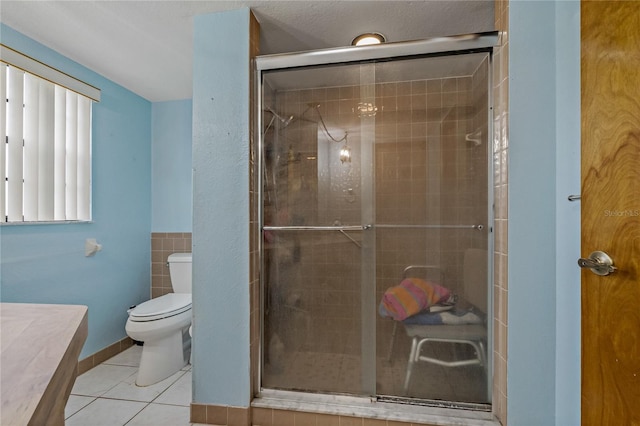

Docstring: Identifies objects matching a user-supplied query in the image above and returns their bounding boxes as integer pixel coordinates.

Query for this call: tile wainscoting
[151,232,193,298]
[78,337,135,376]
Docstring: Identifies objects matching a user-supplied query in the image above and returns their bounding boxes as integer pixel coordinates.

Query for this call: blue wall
[508,1,581,424]
[152,100,193,232]
[192,8,251,407]
[554,2,581,424]
[0,24,152,358]
[508,2,557,423]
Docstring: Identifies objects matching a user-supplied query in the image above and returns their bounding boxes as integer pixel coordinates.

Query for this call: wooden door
[581,1,640,424]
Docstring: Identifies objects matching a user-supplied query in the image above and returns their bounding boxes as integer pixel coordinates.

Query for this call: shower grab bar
[339,230,362,248]
[263,224,482,231]
[264,224,367,247]
[263,225,365,247]
[376,224,484,230]
[263,225,368,231]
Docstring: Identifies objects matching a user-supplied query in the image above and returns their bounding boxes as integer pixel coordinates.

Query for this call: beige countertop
[1,303,88,426]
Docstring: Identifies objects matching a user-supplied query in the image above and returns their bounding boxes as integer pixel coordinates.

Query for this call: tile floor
[66,345,205,426]
[68,340,486,425]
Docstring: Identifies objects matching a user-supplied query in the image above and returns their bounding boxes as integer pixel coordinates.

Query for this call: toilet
[125,253,192,386]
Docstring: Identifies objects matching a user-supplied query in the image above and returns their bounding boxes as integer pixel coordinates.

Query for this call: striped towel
[379,278,452,321]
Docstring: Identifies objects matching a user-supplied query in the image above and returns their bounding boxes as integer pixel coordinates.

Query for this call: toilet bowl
[125,253,192,386]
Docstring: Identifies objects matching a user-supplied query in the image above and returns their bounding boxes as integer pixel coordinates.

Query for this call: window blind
[1,61,94,222]
[0,44,100,102]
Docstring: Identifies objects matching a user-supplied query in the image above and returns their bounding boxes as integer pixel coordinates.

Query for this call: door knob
[578,251,617,276]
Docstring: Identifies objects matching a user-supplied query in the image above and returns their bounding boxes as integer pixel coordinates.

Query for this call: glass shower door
[259,47,492,407]
[372,54,491,405]
[261,62,375,395]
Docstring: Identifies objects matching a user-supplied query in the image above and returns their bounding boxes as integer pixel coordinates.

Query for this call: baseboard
[77,336,135,375]
[190,403,250,426]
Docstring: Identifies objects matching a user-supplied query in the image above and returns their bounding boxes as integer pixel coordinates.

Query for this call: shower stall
[256,33,497,409]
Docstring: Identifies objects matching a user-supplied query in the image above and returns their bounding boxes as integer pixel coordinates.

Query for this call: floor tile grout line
[122,400,151,426]
[71,363,139,399]
[146,369,188,405]
[72,369,189,404]
[68,346,193,425]
[64,395,98,421]
[148,400,192,408]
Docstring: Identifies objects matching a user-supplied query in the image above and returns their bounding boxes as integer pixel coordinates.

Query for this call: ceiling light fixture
[340,144,352,164]
[351,32,386,46]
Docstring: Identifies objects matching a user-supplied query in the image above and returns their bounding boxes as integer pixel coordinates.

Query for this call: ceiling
[0,1,494,102]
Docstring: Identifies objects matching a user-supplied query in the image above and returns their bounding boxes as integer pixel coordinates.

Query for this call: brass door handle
[578,251,617,276]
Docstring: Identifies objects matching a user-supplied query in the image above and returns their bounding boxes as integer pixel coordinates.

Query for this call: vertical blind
[1,63,93,222]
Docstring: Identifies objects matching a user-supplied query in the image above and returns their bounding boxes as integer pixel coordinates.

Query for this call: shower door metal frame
[255,31,499,407]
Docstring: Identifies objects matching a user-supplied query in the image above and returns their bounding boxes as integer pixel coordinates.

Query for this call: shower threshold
[252,389,498,426]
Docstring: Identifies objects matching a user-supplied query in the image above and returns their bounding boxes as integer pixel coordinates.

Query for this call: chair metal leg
[386,321,398,363]
[403,337,418,394]
[477,339,487,368]
[468,341,484,367]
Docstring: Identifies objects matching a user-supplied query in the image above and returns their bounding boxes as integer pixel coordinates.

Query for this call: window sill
[1,220,93,226]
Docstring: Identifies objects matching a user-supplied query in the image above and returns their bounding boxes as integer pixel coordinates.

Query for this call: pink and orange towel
[379,278,452,321]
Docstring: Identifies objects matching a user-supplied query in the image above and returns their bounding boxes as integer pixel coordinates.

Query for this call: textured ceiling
[1,1,494,102]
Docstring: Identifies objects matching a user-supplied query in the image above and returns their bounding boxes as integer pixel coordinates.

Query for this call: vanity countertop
[1,303,88,426]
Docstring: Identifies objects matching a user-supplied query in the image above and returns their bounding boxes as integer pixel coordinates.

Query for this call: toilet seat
[129,293,192,322]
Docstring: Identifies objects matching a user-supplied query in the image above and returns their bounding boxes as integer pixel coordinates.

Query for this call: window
[1,45,100,223]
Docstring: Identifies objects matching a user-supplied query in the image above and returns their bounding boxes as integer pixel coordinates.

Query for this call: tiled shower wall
[151,232,192,298]
[373,74,487,284]
[373,70,490,353]
[493,0,510,423]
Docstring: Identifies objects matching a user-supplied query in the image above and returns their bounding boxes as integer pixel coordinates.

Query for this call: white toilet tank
[168,253,192,294]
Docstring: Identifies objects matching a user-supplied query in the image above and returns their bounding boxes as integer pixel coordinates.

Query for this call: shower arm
[263,115,277,134]
[263,108,294,133]
[339,229,361,248]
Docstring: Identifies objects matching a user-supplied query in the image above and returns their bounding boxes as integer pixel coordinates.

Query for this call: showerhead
[281,114,294,127]
[265,108,295,128]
